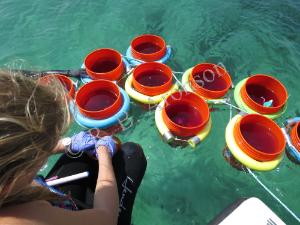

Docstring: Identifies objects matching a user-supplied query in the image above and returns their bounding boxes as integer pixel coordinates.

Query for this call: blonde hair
[0,71,71,207]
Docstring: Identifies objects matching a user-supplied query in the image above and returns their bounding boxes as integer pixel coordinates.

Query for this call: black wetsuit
[45,142,147,225]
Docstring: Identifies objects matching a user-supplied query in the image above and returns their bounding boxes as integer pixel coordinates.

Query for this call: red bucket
[291,121,300,152]
[189,63,232,99]
[75,80,123,119]
[132,62,173,96]
[39,74,75,99]
[233,114,286,161]
[131,34,167,62]
[162,91,210,137]
[241,74,288,114]
[84,48,124,81]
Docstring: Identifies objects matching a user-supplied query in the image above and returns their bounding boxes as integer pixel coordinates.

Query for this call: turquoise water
[1,0,300,224]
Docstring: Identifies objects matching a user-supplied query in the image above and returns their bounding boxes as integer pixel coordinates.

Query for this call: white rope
[172,72,186,91]
[172,71,184,74]
[118,68,134,83]
[222,101,248,114]
[122,55,144,64]
[247,168,300,223]
[229,99,233,121]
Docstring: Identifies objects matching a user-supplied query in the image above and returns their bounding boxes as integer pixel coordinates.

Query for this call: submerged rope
[229,99,233,121]
[222,101,248,114]
[117,68,134,83]
[172,73,186,91]
[122,55,144,64]
[247,168,300,223]
[172,71,184,74]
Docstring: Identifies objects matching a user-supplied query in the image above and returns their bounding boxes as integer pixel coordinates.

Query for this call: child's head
[0,71,71,205]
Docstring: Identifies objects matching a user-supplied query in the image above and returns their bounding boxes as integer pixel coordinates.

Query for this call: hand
[95,136,118,158]
[70,131,98,153]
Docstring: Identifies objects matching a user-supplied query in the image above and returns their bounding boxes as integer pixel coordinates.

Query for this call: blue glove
[70,131,98,153]
[95,136,117,158]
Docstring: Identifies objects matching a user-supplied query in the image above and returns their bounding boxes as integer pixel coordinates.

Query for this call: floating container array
[38,33,300,171]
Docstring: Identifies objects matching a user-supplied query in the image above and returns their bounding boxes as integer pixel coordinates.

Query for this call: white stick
[46,171,89,186]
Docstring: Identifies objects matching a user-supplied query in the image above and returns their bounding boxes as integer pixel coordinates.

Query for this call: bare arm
[0,146,119,225]
[52,139,65,154]
[0,200,118,225]
[53,139,119,219]
[93,146,119,223]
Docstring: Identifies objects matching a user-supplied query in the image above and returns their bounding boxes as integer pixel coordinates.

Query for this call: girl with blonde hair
[0,71,147,225]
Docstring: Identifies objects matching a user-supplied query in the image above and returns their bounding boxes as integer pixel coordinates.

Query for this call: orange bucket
[233,114,286,161]
[39,74,75,99]
[84,48,124,81]
[131,34,167,62]
[189,63,232,99]
[241,74,288,114]
[75,80,123,119]
[132,62,173,96]
[162,91,210,137]
[290,121,300,152]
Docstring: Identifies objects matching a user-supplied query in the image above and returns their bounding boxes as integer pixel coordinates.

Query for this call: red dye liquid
[91,60,119,73]
[83,90,117,111]
[166,103,203,127]
[246,84,279,106]
[240,123,277,154]
[193,71,227,91]
[134,42,162,54]
[136,69,169,87]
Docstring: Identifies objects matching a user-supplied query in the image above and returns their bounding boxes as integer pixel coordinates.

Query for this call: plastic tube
[240,74,288,114]
[161,91,210,137]
[84,48,124,81]
[80,58,131,84]
[233,78,287,120]
[71,88,130,129]
[125,45,172,67]
[290,122,300,151]
[39,74,76,99]
[125,74,178,104]
[46,171,89,186]
[189,63,232,99]
[155,99,211,147]
[281,128,300,162]
[75,80,123,120]
[130,34,167,62]
[181,68,226,104]
[225,115,283,171]
[233,114,286,161]
[132,62,173,96]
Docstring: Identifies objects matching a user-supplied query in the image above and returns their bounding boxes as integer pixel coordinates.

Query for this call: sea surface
[1,0,300,224]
